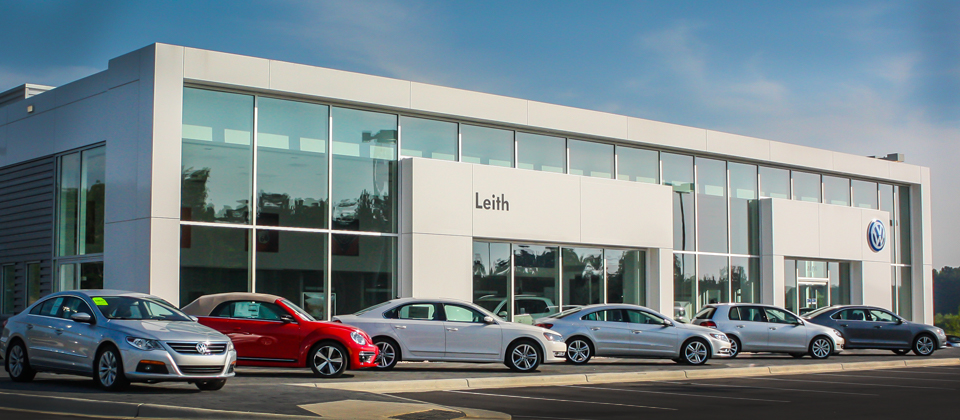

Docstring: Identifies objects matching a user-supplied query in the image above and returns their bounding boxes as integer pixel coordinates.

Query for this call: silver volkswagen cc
[1,290,237,391]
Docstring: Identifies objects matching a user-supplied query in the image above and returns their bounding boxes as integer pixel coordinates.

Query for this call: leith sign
[475,193,510,211]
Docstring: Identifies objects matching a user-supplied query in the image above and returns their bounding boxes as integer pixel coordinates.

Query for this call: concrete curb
[308,358,960,393]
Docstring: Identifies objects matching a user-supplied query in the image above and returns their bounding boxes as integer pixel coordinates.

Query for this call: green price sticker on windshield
[92,297,109,306]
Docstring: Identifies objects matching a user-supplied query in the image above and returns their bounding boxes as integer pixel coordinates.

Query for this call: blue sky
[2,1,958,266]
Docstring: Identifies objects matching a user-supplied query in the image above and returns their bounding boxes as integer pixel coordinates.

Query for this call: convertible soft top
[181,292,284,316]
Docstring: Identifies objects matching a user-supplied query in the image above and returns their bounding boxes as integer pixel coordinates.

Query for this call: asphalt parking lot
[0,349,957,419]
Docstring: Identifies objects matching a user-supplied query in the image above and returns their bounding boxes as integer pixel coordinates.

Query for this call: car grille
[178,365,224,375]
[166,342,228,355]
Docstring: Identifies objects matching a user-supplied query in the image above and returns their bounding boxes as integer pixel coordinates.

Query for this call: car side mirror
[189,315,199,322]
[663,319,674,327]
[498,311,508,318]
[483,316,495,324]
[70,312,94,324]
[896,318,904,325]
[280,314,297,324]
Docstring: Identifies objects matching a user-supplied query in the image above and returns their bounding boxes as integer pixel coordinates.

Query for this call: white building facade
[0,44,934,324]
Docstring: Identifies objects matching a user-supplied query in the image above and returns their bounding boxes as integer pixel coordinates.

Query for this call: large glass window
[473,242,512,318]
[662,153,695,251]
[898,267,912,320]
[731,257,760,303]
[58,262,103,291]
[2,265,14,314]
[616,146,658,184]
[179,225,250,305]
[897,186,911,263]
[568,140,613,178]
[331,234,396,316]
[829,262,851,305]
[256,97,329,229]
[696,158,727,253]
[460,125,513,167]
[852,180,878,209]
[792,171,821,203]
[181,88,254,224]
[57,146,106,256]
[880,184,897,262]
[516,132,565,173]
[561,247,603,309]
[759,166,790,199]
[400,116,457,161]
[823,176,850,206]
[698,255,728,306]
[784,259,797,314]
[606,249,645,305]
[673,253,695,321]
[513,244,559,322]
[729,163,758,255]
[256,230,326,319]
[331,107,397,233]
[57,153,80,256]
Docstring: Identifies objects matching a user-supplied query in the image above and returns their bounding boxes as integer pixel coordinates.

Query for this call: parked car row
[1,290,950,393]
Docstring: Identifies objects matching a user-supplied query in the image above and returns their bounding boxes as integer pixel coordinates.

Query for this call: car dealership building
[0,44,934,324]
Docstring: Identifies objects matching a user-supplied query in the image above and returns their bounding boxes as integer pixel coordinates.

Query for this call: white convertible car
[333,298,566,372]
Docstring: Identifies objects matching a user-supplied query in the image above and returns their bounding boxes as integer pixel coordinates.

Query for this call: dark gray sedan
[803,305,946,356]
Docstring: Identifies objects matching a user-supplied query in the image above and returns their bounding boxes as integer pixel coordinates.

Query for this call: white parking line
[814,373,960,383]
[563,385,789,403]
[751,377,950,390]
[443,390,676,411]
[659,381,878,396]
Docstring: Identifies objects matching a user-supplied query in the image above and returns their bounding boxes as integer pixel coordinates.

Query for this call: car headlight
[936,328,946,337]
[709,333,729,342]
[126,337,163,351]
[833,329,843,338]
[543,332,563,342]
[226,340,235,352]
[351,330,367,346]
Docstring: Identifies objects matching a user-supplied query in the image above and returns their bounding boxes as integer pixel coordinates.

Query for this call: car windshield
[354,301,393,316]
[802,306,834,319]
[548,307,583,319]
[93,296,191,321]
[281,299,317,322]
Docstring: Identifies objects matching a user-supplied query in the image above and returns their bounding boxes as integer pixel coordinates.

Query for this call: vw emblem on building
[196,342,210,355]
[868,219,886,252]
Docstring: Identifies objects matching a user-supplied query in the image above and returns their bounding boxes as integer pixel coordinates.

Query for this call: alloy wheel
[729,338,739,357]
[684,341,708,364]
[916,336,935,355]
[567,340,590,363]
[511,344,539,371]
[376,341,396,368]
[98,351,118,387]
[8,345,24,378]
[811,338,831,358]
[313,346,345,376]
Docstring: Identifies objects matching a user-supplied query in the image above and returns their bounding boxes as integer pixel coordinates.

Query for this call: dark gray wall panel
[0,156,54,313]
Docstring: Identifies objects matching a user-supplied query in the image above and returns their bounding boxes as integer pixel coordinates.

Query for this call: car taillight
[534,323,553,329]
[700,321,717,328]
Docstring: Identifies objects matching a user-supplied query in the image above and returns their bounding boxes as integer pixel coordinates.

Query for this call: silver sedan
[533,304,732,365]
[1,290,236,391]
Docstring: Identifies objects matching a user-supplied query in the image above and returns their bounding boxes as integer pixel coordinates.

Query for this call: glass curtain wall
[400,116,457,161]
[562,247,603,308]
[606,249,645,305]
[461,125,513,167]
[662,153,695,251]
[696,158,727,253]
[568,140,613,178]
[473,242,512,318]
[759,167,790,199]
[823,176,850,206]
[513,244,560,322]
[55,144,106,291]
[517,133,565,173]
[729,163,759,255]
[616,146,658,184]
[792,171,821,203]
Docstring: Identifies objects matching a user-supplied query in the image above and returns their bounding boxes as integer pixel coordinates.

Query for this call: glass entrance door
[798,282,828,315]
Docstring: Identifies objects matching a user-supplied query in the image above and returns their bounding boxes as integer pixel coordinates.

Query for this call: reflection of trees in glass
[257,191,327,227]
[181,167,248,223]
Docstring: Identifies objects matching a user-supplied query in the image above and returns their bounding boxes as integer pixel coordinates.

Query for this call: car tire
[195,378,227,391]
[6,340,36,383]
[728,336,742,358]
[680,339,710,365]
[373,337,400,370]
[565,337,592,365]
[505,340,542,372]
[309,341,348,378]
[809,336,833,360]
[893,349,910,356]
[94,345,130,391]
[912,334,936,357]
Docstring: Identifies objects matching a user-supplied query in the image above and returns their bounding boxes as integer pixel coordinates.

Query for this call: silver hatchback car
[692,303,845,359]
[534,304,732,365]
[1,290,237,391]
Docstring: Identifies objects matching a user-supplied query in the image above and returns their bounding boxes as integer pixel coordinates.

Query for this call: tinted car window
[516,299,548,315]
[443,304,485,323]
[602,309,626,322]
[392,303,436,320]
[694,307,716,320]
[869,309,898,322]
[834,309,869,321]
[738,306,766,322]
[60,297,92,319]
[582,311,605,321]
[764,308,799,324]
[212,301,286,321]
[33,297,65,317]
[728,307,741,320]
[627,310,665,325]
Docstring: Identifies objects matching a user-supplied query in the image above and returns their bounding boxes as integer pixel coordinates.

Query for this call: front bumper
[834,336,846,353]
[709,337,733,358]
[120,347,236,383]
[543,340,567,363]
[348,344,380,369]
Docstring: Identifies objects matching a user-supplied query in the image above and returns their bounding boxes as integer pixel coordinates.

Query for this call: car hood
[106,319,228,342]
[674,322,721,334]
[500,320,561,337]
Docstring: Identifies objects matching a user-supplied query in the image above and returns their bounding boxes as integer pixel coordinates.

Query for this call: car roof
[181,292,284,316]
[44,289,155,299]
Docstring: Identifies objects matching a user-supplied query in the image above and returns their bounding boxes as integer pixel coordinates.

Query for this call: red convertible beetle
[181,293,378,378]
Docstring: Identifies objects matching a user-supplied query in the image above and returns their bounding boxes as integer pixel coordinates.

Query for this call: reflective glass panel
[331,234,396,316]
[513,244,559,323]
[830,262,851,305]
[798,260,827,278]
[561,247,603,309]
[331,107,397,233]
[256,230,326,319]
[400,116,457,161]
[2,265,15,313]
[27,262,40,306]
[880,184,896,262]
[729,163,759,255]
[852,180,878,209]
[899,267,912,320]
[792,171,821,203]
[897,186,911,263]
[460,125,513,167]
[59,262,104,291]
[823,175,850,206]
[662,153,695,251]
[179,225,250,305]
[606,249,645,305]
[698,255,728,308]
[616,146,658,184]
[516,132,565,173]
[256,97,329,229]
[568,140,613,178]
[181,88,254,224]
[731,257,760,303]
[759,167,790,199]
[784,259,797,313]
[473,242,512,319]
[696,158,727,253]
[79,147,105,254]
[58,153,80,256]
[673,253,695,321]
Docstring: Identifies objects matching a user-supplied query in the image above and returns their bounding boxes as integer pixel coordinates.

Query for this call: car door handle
[55,329,63,335]
[632,330,643,334]
[736,325,745,328]
[590,327,601,331]
[839,324,849,327]
[769,327,777,330]
[446,327,458,332]
[26,324,33,330]
[394,325,407,329]
[874,326,883,329]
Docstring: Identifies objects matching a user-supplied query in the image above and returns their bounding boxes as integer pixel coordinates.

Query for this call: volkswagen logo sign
[868,219,886,252]
[196,342,210,355]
